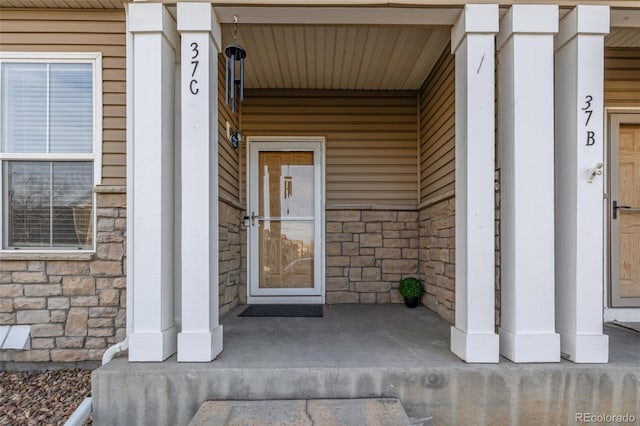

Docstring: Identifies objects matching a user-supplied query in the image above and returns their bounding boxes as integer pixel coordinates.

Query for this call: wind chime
[225,16,246,114]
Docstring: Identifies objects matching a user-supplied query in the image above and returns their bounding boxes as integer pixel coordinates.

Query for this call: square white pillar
[554,6,610,363]
[127,3,179,362]
[176,3,223,362]
[450,4,500,363]
[497,5,561,363]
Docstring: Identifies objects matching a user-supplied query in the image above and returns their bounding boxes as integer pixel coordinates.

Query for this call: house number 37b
[581,95,595,146]
[189,42,199,95]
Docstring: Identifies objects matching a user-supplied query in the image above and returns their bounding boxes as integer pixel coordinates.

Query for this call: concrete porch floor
[93,305,640,425]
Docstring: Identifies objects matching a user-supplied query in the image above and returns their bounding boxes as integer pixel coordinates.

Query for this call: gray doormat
[239,304,323,317]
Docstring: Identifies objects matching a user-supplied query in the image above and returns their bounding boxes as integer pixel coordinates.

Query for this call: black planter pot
[403,296,420,308]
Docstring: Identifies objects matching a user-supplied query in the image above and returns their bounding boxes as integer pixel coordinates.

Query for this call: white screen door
[247,139,324,304]
[610,115,640,307]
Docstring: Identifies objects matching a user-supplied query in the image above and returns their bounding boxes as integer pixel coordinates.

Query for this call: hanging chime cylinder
[225,44,246,113]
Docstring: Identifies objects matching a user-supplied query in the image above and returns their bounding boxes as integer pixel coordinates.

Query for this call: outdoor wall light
[225,16,246,113]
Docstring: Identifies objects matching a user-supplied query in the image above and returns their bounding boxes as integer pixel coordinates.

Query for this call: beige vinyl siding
[0,9,126,185]
[241,90,418,207]
[218,54,241,201]
[419,45,455,204]
[605,47,640,108]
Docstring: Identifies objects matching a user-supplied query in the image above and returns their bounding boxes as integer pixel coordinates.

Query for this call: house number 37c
[190,42,199,95]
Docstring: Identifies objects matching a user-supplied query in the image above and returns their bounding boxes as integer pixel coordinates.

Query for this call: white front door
[247,138,325,304]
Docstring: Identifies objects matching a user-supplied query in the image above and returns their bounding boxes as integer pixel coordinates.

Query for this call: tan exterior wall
[417,46,457,322]
[241,90,419,207]
[605,47,640,108]
[0,9,126,186]
[419,46,455,204]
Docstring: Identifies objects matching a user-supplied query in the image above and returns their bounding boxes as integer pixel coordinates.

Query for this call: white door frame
[246,137,326,304]
[604,109,640,321]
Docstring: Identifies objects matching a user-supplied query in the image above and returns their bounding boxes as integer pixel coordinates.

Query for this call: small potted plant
[399,277,424,308]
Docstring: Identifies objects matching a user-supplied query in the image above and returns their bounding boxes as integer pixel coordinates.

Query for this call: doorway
[247,138,325,304]
[609,113,640,307]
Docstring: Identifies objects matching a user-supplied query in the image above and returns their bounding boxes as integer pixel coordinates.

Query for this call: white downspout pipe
[63,337,129,426]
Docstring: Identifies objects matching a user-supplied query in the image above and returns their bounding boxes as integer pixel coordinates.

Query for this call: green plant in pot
[399,277,424,308]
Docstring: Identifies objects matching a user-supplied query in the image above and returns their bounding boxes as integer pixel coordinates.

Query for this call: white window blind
[1,59,96,250]
[1,63,93,153]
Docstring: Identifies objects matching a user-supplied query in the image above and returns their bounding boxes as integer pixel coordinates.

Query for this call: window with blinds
[0,58,97,250]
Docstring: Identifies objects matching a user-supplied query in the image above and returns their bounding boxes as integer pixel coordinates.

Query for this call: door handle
[251,211,260,226]
[613,200,640,219]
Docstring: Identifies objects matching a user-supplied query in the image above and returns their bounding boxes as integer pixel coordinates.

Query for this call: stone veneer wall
[325,209,419,304]
[0,187,126,362]
[417,172,502,328]
[418,197,455,324]
[219,200,244,315]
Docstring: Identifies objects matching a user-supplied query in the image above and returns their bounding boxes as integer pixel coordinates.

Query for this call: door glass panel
[618,124,640,300]
[258,151,315,289]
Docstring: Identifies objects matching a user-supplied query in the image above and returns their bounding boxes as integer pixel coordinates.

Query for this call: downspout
[63,338,129,426]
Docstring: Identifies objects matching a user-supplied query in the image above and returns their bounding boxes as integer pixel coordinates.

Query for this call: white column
[497,5,561,363]
[127,3,179,361]
[554,6,610,363]
[176,3,223,362]
[450,4,500,363]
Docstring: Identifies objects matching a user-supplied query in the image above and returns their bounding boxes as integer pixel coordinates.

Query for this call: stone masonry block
[47,261,90,276]
[359,293,376,303]
[48,297,70,310]
[326,277,349,291]
[341,242,359,255]
[326,210,361,222]
[17,310,50,324]
[51,310,67,323]
[90,261,122,277]
[99,289,120,306]
[360,234,383,247]
[326,291,359,304]
[0,313,16,324]
[0,261,28,272]
[12,272,47,283]
[51,349,90,362]
[0,284,23,297]
[343,222,365,233]
[57,337,85,348]
[97,193,125,208]
[65,308,88,336]
[15,350,50,362]
[70,296,99,307]
[0,298,13,312]
[326,242,341,256]
[362,211,397,222]
[374,248,402,259]
[355,282,390,293]
[31,324,64,337]
[350,256,375,267]
[384,239,409,248]
[382,259,418,274]
[31,338,55,349]
[63,276,95,296]
[362,268,381,281]
[398,211,418,222]
[97,243,124,261]
[326,222,342,233]
[13,297,46,310]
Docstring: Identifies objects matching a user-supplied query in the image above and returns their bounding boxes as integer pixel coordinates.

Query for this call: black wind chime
[225,16,246,115]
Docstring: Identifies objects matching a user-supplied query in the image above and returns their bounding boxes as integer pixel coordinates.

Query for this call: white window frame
[0,52,103,253]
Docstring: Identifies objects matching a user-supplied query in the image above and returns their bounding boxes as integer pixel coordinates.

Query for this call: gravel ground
[0,369,92,425]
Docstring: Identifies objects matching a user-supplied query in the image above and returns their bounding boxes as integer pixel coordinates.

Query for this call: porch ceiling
[221,24,451,90]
